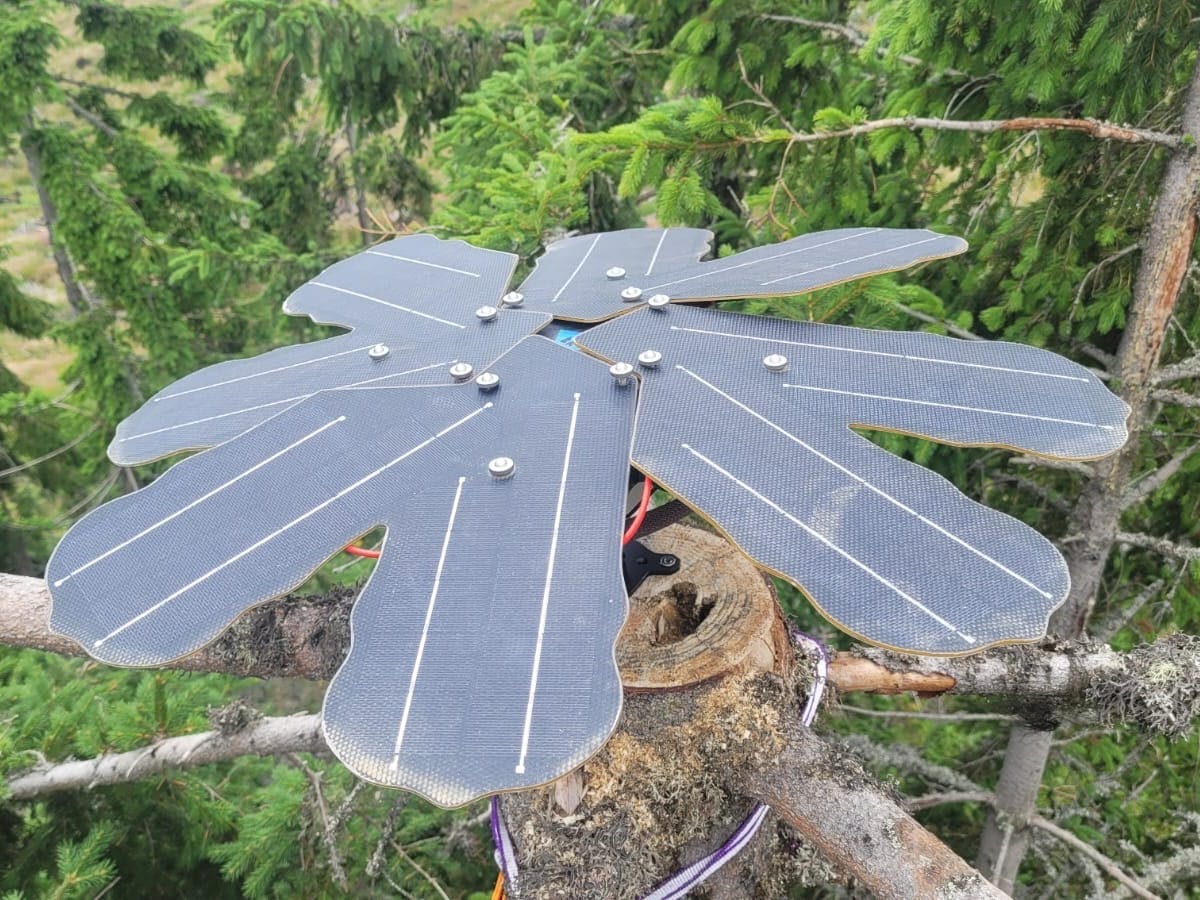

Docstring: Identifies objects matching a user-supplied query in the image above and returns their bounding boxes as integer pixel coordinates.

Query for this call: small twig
[1115,531,1200,561]
[889,301,985,340]
[290,755,349,891]
[1010,454,1096,476]
[391,840,451,900]
[1072,244,1140,320]
[1122,442,1200,509]
[1151,387,1200,408]
[61,94,118,138]
[366,795,411,878]
[0,424,99,479]
[1153,352,1200,385]
[1031,815,1160,900]
[758,14,968,77]
[905,790,995,812]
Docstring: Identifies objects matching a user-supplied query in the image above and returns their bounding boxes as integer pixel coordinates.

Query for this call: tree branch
[1151,387,1200,407]
[6,713,324,800]
[781,115,1185,151]
[758,14,968,77]
[1116,531,1200,561]
[1122,442,1200,508]
[1153,352,1200,385]
[5,573,1198,735]
[741,726,1006,899]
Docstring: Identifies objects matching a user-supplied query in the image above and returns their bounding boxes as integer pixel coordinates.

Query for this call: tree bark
[976,51,1200,890]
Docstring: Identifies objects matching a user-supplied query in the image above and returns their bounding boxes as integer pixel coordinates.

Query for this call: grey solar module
[515,227,967,323]
[575,305,1129,654]
[111,234,548,465]
[49,336,634,805]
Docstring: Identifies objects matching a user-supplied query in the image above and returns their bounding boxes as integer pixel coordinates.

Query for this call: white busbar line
[310,281,465,329]
[391,476,467,769]
[365,249,480,277]
[645,229,880,292]
[645,228,669,276]
[56,417,347,588]
[757,235,943,286]
[95,403,492,648]
[515,392,582,774]
[675,366,1052,598]
[120,360,453,442]
[680,442,977,645]
[550,235,601,303]
[782,382,1116,430]
[668,325,1088,383]
[154,344,376,401]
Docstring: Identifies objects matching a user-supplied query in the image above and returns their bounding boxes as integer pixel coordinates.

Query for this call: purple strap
[492,629,828,899]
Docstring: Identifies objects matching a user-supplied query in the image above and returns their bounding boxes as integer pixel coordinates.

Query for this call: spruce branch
[1151,387,1200,408]
[1115,531,1200,561]
[1152,352,1200,385]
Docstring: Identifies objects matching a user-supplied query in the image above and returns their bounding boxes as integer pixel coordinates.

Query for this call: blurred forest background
[1,0,1198,897]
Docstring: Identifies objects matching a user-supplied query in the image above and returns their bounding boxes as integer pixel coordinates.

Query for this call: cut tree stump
[498,523,1004,900]
[500,522,831,899]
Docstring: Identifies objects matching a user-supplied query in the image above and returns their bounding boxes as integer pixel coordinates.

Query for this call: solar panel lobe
[576,304,1129,654]
[49,336,634,805]
[109,235,548,465]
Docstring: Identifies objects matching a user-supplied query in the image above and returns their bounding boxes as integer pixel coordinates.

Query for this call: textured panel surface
[111,234,547,464]
[576,305,1129,654]
[517,227,967,323]
[516,227,713,321]
[49,336,633,805]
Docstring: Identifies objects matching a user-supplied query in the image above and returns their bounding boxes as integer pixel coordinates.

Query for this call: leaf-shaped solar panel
[515,227,967,323]
[111,234,549,465]
[49,337,634,804]
[575,305,1129,654]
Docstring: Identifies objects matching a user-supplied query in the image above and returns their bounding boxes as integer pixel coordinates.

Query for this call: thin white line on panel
[516,393,582,774]
[680,442,976,645]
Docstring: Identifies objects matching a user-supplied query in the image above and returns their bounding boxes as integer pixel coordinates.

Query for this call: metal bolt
[620,286,643,302]
[501,291,524,307]
[476,372,500,391]
[367,343,390,360]
[647,294,670,310]
[605,266,626,279]
[763,353,788,373]
[450,362,474,382]
[638,350,662,368]
[488,456,515,479]
[476,305,498,322]
[609,362,635,386]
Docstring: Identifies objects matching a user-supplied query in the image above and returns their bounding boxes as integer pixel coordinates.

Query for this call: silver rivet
[476,372,500,391]
[763,353,788,373]
[620,286,643,301]
[638,350,662,368]
[367,343,390,360]
[609,362,635,386]
[647,294,670,310]
[450,362,474,382]
[606,266,626,279]
[476,305,498,322]
[501,291,524,307]
[488,456,515,479]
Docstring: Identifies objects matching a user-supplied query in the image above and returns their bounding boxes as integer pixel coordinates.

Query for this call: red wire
[623,476,654,546]
[345,475,654,558]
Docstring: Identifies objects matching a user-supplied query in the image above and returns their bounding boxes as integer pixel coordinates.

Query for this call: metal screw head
[475,305,498,322]
[367,343,390,360]
[449,362,474,382]
[609,362,635,385]
[637,350,662,368]
[620,286,643,301]
[763,353,788,373]
[647,294,671,310]
[501,291,524,307]
[488,456,515,479]
[476,372,500,391]
[605,266,626,280]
